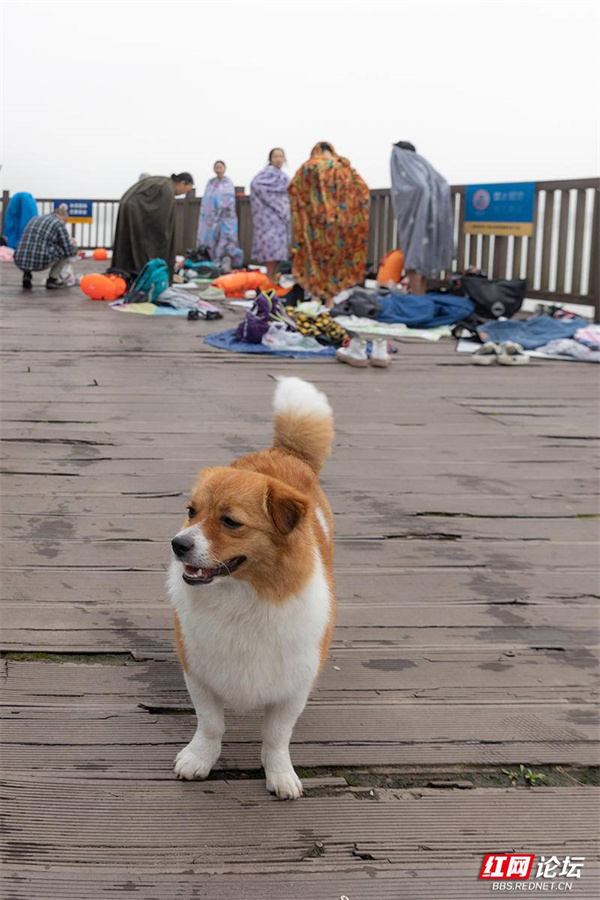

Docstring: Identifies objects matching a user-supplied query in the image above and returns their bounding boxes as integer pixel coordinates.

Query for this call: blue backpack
[129,259,169,302]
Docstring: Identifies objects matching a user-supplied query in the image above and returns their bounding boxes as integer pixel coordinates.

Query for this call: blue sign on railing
[53,199,93,224]
[464,183,535,237]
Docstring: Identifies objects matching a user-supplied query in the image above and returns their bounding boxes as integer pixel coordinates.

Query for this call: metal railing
[2,179,598,311]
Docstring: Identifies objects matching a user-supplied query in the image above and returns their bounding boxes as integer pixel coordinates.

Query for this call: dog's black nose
[171,535,194,558]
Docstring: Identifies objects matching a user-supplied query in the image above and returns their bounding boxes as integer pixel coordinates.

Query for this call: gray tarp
[390,148,454,277]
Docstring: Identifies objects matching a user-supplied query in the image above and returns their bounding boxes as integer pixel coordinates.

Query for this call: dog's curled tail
[272,377,334,473]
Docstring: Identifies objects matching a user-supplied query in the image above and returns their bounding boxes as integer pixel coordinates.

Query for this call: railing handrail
[2,178,598,311]
[32,177,600,202]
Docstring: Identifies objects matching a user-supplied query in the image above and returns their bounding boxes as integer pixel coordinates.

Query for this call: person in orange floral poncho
[288,142,369,306]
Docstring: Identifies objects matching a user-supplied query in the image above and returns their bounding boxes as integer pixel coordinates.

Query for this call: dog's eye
[186,506,196,518]
[220,515,242,529]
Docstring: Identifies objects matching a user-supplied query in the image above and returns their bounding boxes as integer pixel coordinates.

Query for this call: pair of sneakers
[45,277,75,290]
[22,272,76,291]
[336,337,391,368]
[471,341,530,365]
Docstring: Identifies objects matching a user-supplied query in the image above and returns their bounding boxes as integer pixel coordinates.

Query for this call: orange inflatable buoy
[93,248,108,261]
[212,271,287,298]
[80,273,127,301]
[376,250,404,285]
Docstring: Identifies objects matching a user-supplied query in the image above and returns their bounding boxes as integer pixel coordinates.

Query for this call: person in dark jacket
[14,204,76,290]
[112,172,194,277]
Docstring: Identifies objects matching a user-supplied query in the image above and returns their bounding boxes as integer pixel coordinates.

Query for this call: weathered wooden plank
[3,441,599,467]
[3,537,598,570]
[3,649,597,702]
[7,865,565,900]
[4,701,596,755]
[2,599,598,654]
[3,511,598,542]
[3,456,599,482]
[2,616,595,653]
[1,780,598,876]
[2,489,598,518]
[3,567,598,605]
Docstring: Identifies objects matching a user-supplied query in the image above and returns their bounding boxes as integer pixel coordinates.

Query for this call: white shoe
[471,342,500,365]
[336,337,368,368]
[497,341,530,365]
[370,337,391,368]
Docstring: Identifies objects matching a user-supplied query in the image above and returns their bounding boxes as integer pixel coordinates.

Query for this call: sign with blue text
[53,199,93,224]
[464,183,535,237]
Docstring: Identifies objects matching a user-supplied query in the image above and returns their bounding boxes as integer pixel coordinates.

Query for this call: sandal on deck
[497,341,530,365]
[471,342,500,365]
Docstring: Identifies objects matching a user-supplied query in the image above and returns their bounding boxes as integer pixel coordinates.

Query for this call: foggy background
[2,0,598,199]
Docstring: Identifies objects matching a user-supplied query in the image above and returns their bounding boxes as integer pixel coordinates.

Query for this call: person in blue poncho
[3,193,39,249]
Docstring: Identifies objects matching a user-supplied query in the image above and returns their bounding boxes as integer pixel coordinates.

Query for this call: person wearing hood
[250,148,290,281]
[112,172,194,277]
[196,161,243,269]
[390,141,454,295]
[288,142,369,306]
[3,192,39,249]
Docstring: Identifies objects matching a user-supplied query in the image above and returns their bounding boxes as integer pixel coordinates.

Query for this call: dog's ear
[266,481,308,535]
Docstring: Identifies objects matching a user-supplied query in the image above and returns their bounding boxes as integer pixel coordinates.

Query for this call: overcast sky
[2,0,598,199]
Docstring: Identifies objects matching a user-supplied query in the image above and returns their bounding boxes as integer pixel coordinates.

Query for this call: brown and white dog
[167,377,335,799]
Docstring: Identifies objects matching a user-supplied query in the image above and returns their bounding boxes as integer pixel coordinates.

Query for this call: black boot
[22,271,32,290]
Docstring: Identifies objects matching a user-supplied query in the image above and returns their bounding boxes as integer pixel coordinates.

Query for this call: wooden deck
[1,262,599,898]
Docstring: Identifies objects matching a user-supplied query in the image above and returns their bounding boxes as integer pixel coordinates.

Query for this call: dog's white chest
[168,557,330,710]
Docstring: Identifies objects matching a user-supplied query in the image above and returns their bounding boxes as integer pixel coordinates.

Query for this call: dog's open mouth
[182,556,246,586]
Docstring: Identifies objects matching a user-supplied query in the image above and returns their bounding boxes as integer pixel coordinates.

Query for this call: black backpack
[185,245,211,263]
[451,275,528,342]
[462,275,527,320]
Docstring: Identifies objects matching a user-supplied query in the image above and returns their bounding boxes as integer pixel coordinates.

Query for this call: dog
[167,376,335,799]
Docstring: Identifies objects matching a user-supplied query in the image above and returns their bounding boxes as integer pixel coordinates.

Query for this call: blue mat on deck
[204,328,336,358]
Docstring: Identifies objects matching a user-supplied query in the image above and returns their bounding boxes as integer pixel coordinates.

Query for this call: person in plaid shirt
[14,204,76,290]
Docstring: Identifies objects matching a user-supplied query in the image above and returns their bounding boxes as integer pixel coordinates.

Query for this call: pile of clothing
[477,315,599,363]
[105,257,224,319]
[287,305,348,347]
[330,285,475,330]
[234,291,348,350]
[110,287,223,319]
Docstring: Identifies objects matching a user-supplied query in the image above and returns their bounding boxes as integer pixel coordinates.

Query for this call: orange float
[376,250,404,285]
[212,271,287,298]
[80,273,127,301]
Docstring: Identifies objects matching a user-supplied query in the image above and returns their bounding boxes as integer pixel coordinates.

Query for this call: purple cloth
[250,165,290,262]
[196,176,243,266]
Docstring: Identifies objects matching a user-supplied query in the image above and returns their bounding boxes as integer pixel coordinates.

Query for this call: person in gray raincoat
[390,142,454,295]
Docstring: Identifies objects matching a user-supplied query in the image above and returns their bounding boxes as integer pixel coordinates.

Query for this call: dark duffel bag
[462,275,527,320]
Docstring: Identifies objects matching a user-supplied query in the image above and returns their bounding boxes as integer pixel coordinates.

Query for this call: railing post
[236,194,252,262]
[588,187,599,317]
[182,188,197,254]
[1,189,9,239]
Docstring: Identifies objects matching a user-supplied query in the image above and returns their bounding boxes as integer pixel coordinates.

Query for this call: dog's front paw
[265,768,303,800]
[174,743,218,780]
